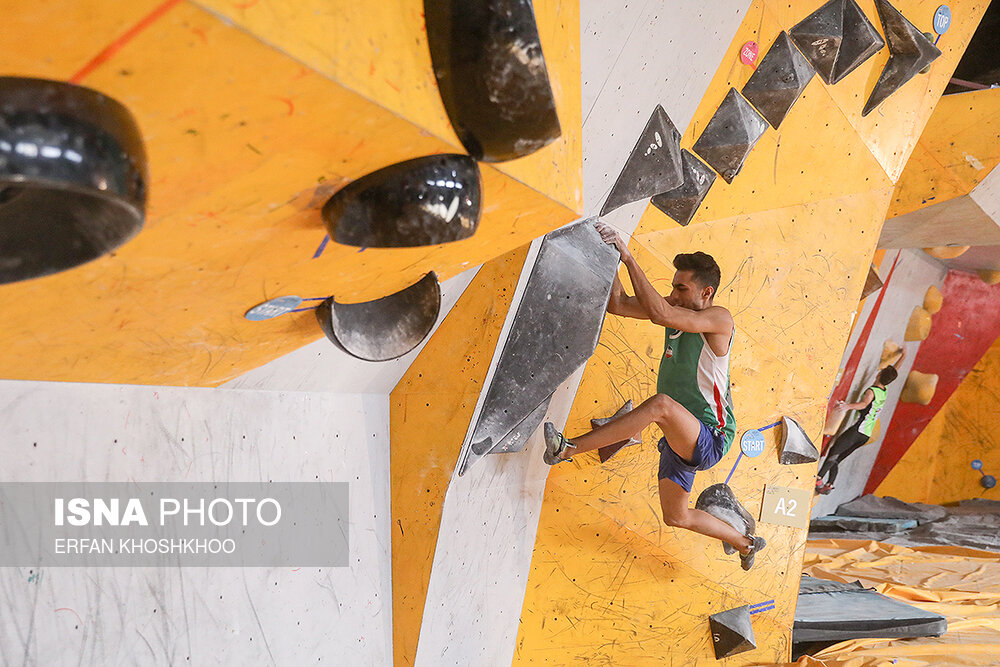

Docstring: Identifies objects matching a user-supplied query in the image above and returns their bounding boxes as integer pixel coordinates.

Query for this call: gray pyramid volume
[592,400,643,463]
[779,415,820,464]
[650,150,717,226]
[708,605,757,659]
[789,0,885,85]
[741,31,816,129]
[600,105,683,216]
[862,0,942,116]
[692,88,768,184]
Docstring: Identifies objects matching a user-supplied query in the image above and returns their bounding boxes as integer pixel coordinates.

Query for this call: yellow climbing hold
[881,339,903,368]
[978,270,1000,285]
[923,285,943,314]
[923,246,970,259]
[900,371,939,405]
[904,307,932,341]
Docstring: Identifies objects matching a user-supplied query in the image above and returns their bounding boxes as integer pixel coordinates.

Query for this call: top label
[933,5,951,35]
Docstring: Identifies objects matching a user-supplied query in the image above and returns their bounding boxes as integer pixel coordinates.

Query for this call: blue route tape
[313,234,330,258]
[749,604,776,615]
[725,420,781,484]
[725,451,743,485]
[749,599,775,609]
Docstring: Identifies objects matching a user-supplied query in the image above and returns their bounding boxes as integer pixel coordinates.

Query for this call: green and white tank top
[656,327,737,454]
[853,385,886,437]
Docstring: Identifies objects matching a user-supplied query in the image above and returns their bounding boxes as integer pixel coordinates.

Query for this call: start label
[740,429,766,458]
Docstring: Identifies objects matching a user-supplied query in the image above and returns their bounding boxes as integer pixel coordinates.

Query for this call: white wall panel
[413,367,585,667]
[582,0,751,230]
[0,381,391,665]
[812,249,947,517]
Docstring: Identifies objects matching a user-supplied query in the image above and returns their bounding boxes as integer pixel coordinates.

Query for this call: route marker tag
[760,484,810,529]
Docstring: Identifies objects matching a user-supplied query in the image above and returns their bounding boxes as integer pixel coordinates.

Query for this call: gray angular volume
[650,150,716,226]
[789,0,885,85]
[458,220,620,475]
[472,394,552,456]
[696,483,755,556]
[862,0,942,116]
[315,272,441,362]
[741,32,815,129]
[780,415,820,464]
[692,89,768,184]
[600,105,683,216]
[708,605,757,659]
[593,400,642,463]
[0,77,148,284]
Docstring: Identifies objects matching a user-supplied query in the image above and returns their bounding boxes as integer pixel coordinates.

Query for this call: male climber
[542,222,766,570]
[815,347,907,495]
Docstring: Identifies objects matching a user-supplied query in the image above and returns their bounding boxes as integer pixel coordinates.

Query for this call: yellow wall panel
[888,88,1000,218]
[877,334,1000,504]
[665,0,892,229]
[887,138,971,218]
[770,0,990,183]
[0,4,575,387]
[195,0,583,212]
[514,482,798,665]
[515,188,893,663]
[0,0,166,79]
[389,246,528,667]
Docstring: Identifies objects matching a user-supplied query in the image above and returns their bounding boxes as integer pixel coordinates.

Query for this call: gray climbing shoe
[740,536,767,571]
[543,422,575,465]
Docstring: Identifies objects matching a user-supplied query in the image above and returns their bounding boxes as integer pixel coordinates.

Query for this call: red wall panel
[866,270,1000,492]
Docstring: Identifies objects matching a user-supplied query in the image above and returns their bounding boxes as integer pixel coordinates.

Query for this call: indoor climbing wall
[516,0,988,662]
[866,269,1000,492]
[877,330,1000,504]
[880,92,1000,250]
[3,0,999,665]
[810,247,943,517]
[388,245,529,666]
[886,87,1000,221]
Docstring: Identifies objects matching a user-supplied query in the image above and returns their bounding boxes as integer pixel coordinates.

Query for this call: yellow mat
[775,538,1000,666]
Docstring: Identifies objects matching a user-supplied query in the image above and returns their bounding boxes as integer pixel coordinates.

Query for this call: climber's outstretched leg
[544,393,697,459]
[543,393,766,568]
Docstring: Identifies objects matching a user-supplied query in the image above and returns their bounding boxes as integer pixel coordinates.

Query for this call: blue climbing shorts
[657,420,726,492]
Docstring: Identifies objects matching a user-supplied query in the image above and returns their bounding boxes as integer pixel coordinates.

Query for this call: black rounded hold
[424,0,561,162]
[315,272,441,362]
[0,77,147,283]
[323,155,481,248]
[982,475,997,490]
